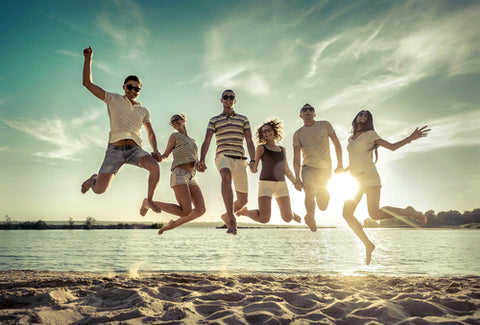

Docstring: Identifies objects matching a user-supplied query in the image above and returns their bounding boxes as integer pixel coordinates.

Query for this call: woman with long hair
[140,114,205,234]
[236,119,301,224]
[343,110,430,264]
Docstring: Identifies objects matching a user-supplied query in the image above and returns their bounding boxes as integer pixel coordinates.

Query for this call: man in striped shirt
[198,90,256,235]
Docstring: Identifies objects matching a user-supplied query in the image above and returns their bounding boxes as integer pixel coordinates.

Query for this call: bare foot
[221,213,230,228]
[148,199,162,213]
[236,207,248,216]
[226,213,237,235]
[406,206,427,225]
[366,243,376,265]
[158,220,174,235]
[81,174,97,194]
[140,198,149,216]
[304,214,317,232]
[293,213,301,223]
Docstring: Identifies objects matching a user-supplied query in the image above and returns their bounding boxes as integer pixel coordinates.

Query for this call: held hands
[249,161,257,173]
[197,161,207,172]
[151,152,163,162]
[83,46,93,59]
[294,179,303,192]
[408,125,431,142]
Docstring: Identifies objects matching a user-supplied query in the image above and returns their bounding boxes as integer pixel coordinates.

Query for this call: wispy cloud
[0,146,8,151]
[0,109,105,161]
[96,0,149,60]
[308,3,480,110]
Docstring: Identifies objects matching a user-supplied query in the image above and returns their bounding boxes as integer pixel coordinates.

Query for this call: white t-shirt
[104,92,151,146]
[347,130,381,174]
[293,120,334,169]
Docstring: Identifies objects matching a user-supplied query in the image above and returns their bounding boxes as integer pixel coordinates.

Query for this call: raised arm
[82,46,106,101]
[143,122,162,162]
[375,125,430,151]
[329,131,344,173]
[293,145,302,191]
[198,129,214,172]
[282,147,296,184]
[244,129,257,173]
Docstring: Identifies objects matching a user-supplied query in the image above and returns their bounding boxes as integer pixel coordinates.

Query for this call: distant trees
[85,216,97,229]
[363,208,480,228]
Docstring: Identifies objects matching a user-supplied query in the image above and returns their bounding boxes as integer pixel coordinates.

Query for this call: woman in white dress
[343,110,430,264]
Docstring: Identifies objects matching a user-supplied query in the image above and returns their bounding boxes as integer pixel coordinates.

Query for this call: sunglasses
[358,112,370,117]
[170,116,183,125]
[222,95,235,100]
[125,84,141,92]
[301,106,315,112]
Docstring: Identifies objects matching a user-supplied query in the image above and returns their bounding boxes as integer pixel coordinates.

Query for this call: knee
[342,201,354,219]
[92,187,106,194]
[368,207,381,220]
[237,196,248,206]
[197,206,206,216]
[220,169,232,183]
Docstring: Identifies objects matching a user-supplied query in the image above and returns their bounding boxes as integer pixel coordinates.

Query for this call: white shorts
[258,180,289,199]
[215,155,248,193]
[170,168,198,188]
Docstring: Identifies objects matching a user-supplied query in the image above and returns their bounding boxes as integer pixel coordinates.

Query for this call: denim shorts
[170,167,198,187]
[98,144,150,175]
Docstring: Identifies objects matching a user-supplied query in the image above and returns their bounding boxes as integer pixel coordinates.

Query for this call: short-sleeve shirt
[207,111,250,158]
[347,130,381,174]
[104,92,151,146]
[293,120,334,169]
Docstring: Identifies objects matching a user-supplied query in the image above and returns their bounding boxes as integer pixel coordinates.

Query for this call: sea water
[1,228,479,276]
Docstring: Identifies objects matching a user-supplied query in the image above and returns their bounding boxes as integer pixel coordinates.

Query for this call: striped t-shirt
[207,111,251,158]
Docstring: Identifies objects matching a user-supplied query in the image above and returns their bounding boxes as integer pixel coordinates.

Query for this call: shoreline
[1,270,479,324]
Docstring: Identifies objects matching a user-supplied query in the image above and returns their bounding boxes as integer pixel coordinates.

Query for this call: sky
[1,0,479,226]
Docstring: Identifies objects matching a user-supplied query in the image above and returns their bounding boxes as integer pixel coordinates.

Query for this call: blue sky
[1,0,479,226]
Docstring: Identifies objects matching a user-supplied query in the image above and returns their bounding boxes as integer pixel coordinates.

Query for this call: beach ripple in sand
[0,271,479,324]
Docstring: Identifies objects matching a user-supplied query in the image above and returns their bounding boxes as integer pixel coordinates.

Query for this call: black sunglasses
[301,106,315,112]
[170,116,183,125]
[125,84,141,92]
[358,112,370,117]
[222,95,235,100]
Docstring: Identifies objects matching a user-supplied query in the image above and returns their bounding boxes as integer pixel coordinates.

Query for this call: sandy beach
[0,271,478,324]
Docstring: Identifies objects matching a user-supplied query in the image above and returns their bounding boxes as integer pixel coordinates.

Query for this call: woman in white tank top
[343,110,430,265]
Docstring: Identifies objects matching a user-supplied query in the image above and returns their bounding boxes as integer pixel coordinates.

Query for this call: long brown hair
[352,110,378,163]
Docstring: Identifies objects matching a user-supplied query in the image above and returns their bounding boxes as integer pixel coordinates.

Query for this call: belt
[224,154,247,160]
[112,144,136,150]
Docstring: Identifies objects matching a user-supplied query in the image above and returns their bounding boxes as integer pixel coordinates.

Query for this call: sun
[327,173,359,201]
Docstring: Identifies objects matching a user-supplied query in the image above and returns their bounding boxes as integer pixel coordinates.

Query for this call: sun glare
[327,173,359,201]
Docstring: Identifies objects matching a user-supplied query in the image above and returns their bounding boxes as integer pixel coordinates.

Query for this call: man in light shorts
[293,103,344,232]
[198,89,256,235]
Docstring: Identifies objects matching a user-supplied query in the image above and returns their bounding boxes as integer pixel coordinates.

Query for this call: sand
[0,271,479,324]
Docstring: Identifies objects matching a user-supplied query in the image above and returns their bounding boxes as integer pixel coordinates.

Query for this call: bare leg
[236,196,271,223]
[219,168,237,235]
[315,187,330,211]
[342,189,376,265]
[158,185,206,235]
[363,187,427,225]
[140,184,192,217]
[303,184,317,232]
[81,173,114,194]
[276,196,300,223]
[138,155,161,213]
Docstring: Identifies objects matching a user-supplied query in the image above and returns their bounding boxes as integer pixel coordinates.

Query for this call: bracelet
[250,160,256,164]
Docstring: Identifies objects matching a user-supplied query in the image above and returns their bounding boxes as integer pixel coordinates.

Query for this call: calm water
[1,228,479,277]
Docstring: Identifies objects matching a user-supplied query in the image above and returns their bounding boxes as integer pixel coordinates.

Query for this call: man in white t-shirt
[293,103,343,231]
[80,46,162,213]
